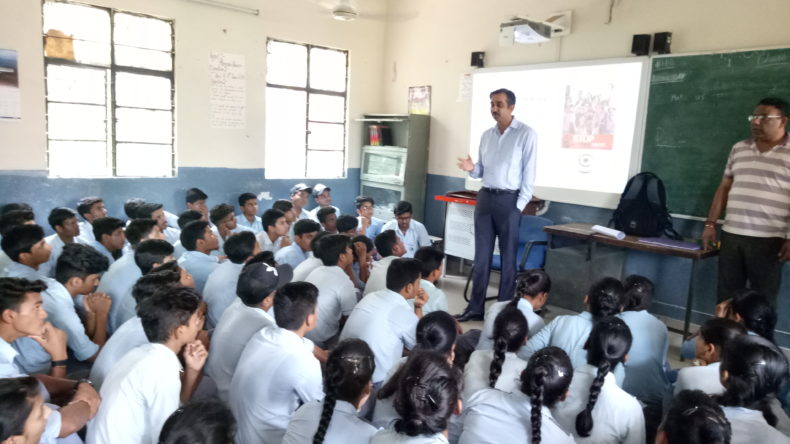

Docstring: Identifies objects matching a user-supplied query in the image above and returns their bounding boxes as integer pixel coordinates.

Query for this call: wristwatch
[73,378,93,391]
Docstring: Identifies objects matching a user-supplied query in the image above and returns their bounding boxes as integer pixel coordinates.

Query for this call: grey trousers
[718,230,784,304]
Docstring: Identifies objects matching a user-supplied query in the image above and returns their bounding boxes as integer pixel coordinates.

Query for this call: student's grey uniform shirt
[618,309,670,405]
[257,231,286,254]
[363,255,399,297]
[292,256,322,282]
[177,250,219,294]
[39,234,88,278]
[202,260,245,328]
[236,214,263,233]
[90,240,116,265]
[275,243,309,270]
[283,399,377,444]
[723,406,790,444]
[370,427,449,444]
[304,265,358,348]
[89,316,147,391]
[518,311,593,370]
[477,298,543,351]
[380,219,432,258]
[77,220,95,244]
[462,350,527,401]
[415,279,448,314]
[674,361,724,395]
[96,253,142,334]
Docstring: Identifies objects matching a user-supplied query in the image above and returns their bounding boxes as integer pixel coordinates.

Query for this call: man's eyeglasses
[747,115,784,122]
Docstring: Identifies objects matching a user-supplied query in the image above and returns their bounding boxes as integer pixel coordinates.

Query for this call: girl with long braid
[459,347,574,444]
[282,339,376,444]
[463,307,528,400]
[552,316,644,443]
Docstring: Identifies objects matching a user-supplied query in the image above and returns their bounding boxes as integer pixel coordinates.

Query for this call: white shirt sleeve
[517,129,538,211]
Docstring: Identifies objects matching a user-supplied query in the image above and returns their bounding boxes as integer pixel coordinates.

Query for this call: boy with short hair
[414,246,449,314]
[363,229,407,296]
[316,207,338,234]
[230,281,323,444]
[172,210,205,260]
[292,231,330,281]
[137,202,181,245]
[91,217,126,264]
[206,260,292,402]
[274,219,321,270]
[177,221,219,294]
[356,195,385,239]
[76,196,107,244]
[336,214,359,236]
[87,286,208,444]
[123,197,146,221]
[272,199,296,225]
[381,200,431,258]
[257,208,291,253]
[236,192,263,233]
[0,208,36,276]
[185,188,209,220]
[209,203,253,255]
[289,183,313,221]
[40,207,86,278]
[203,231,261,328]
[307,184,341,221]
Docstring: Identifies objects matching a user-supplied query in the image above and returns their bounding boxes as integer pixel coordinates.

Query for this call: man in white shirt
[87,286,208,444]
[40,207,86,278]
[289,183,313,221]
[275,219,321,270]
[137,202,181,246]
[90,217,126,265]
[76,196,107,245]
[203,231,261,328]
[304,235,358,349]
[380,200,431,258]
[206,260,292,402]
[307,184,341,221]
[230,281,324,444]
[236,192,263,233]
[257,208,291,253]
[340,258,427,384]
[363,229,406,296]
[209,203,254,256]
[177,220,220,294]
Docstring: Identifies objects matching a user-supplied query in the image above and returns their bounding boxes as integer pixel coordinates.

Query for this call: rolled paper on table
[592,225,626,240]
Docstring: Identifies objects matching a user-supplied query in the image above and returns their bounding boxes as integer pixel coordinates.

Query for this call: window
[265,39,348,179]
[43,1,175,178]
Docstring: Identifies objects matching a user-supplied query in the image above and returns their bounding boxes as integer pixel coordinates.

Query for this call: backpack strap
[622,173,647,202]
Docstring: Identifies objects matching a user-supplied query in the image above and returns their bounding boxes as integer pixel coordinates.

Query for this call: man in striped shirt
[703,97,790,303]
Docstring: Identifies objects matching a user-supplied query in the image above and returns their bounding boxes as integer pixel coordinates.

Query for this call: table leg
[683,259,699,341]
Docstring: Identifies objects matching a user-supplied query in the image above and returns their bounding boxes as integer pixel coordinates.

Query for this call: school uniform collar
[150,342,183,370]
[381,289,411,309]
[182,250,218,262]
[515,297,535,312]
[420,279,436,291]
[264,326,313,351]
[578,311,593,321]
[242,301,275,324]
[0,337,18,365]
[6,262,43,280]
[334,400,359,416]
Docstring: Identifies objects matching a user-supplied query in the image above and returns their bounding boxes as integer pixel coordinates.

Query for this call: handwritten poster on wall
[0,49,21,119]
[209,52,246,129]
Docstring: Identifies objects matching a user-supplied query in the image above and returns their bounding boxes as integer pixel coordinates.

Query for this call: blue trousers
[468,188,521,314]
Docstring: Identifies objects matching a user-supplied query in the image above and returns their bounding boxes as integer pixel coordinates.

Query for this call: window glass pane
[115,72,172,109]
[43,2,110,44]
[45,36,111,66]
[47,103,106,140]
[265,87,306,178]
[309,48,347,92]
[306,150,344,178]
[307,122,344,151]
[266,40,307,88]
[115,143,173,177]
[114,13,172,51]
[46,64,106,105]
[308,94,345,123]
[115,46,172,71]
[116,108,172,144]
[48,140,109,177]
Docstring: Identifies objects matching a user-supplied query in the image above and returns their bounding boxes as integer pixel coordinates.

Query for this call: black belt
[481,187,518,195]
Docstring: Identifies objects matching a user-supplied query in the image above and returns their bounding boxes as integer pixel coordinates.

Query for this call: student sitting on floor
[317,207,339,234]
[210,203,253,256]
[307,184,341,222]
[0,207,36,275]
[304,235,358,349]
[257,208,291,253]
[236,192,263,233]
[674,317,746,396]
[336,214,360,237]
[123,197,145,223]
[275,219,321,271]
[0,376,52,444]
[463,307,528,401]
[87,286,208,444]
[283,339,377,444]
[730,289,779,343]
[177,220,219,294]
[171,210,205,260]
[158,400,237,444]
[459,346,575,444]
[289,184,313,222]
[90,217,126,264]
[552,317,644,444]
[355,195,385,240]
[40,207,86,278]
[136,202,180,246]
[414,246,449,314]
[185,188,209,221]
[89,261,192,391]
[292,231,330,282]
[363,229,406,296]
[370,351,461,444]
[203,231,260,328]
[273,199,297,230]
[230,281,324,444]
[350,234,373,291]
[380,201,431,259]
[76,196,106,245]
[206,258,292,403]
[657,389,731,444]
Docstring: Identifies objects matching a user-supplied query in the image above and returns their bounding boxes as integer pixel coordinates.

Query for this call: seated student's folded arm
[57,401,92,437]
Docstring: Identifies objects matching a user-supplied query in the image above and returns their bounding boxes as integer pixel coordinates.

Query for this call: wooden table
[544,223,719,340]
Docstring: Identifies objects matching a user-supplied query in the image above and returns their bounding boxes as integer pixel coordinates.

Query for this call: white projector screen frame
[465,57,651,209]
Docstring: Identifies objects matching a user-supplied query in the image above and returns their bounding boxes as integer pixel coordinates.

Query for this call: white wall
[380,0,790,178]
[0,0,388,171]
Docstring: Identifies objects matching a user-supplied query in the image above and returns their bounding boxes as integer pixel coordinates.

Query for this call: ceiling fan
[312,0,416,22]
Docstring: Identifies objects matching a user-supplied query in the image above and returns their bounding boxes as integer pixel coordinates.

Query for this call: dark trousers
[467,189,521,314]
[718,230,784,304]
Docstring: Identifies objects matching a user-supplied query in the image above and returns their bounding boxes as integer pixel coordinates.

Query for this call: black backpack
[610,172,681,239]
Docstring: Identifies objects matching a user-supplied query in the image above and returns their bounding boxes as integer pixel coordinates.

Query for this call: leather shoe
[454,310,484,322]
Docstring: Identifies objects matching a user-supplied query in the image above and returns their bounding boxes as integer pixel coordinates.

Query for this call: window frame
[42,0,176,178]
[265,38,349,179]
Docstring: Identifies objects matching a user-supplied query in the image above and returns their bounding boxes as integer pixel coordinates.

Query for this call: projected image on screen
[562,84,616,150]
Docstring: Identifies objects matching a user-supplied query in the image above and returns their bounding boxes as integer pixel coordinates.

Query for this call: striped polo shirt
[722,134,790,238]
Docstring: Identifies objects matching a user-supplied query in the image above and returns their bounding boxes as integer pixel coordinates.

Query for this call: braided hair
[313,339,375,444]
[730,289,777,343]
[575,316,632,437]
[664,390,731,444]
[489,307,528,388]
[508,269,551,309]
[521,347,573,444]
[587,277,625,322]
[622,274,654,311]
[392,351,461,437]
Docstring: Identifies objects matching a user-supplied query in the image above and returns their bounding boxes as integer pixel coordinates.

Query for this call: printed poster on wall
[0,49,21,119]
[209,52,246,129]
[408,85,431,115]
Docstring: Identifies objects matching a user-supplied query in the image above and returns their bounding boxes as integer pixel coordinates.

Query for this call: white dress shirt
[307,205,341,222]
[89,316,148,391]
[177,250,219,294]
[283,399,377,444]
[78,220,95,244]
[0,250,12,276]
[90,240,116,265]
[39,234,87,278]
[202,260,245,328]
[212,225,254,255]
[363,255,399,296]
[257,231,286,253]
[470,118,538,211]
[205,299,276,403]
[304,265,358,347]
[370,427,449,444]
[619,309,670,405]
[477,298,543,351]
[674,362,725,395]
[172,241,186,260]
[275,243,310,270]
[87,343,182,444]
[96,253,142,334]
[462,350,527,401]
[552,363,645,444]
[293,256,322,281]
[518,311,593,370]
[380,220,431,258]
[230,326,323,444]
[236,214,263,233]
[340,289,418,383]
[415,279,448,314]
[162,226,181,245]
[358,216,386,239]
[459,389,574,444]
[723,406,790,444]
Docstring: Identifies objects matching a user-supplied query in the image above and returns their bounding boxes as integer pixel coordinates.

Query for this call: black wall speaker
[653,32,672,54]
[471,51,485,68]
[631,34,651,56]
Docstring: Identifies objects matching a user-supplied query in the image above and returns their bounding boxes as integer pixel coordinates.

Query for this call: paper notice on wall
[209,52,246,129]
[457,73,472,102]
[0,49,21,119]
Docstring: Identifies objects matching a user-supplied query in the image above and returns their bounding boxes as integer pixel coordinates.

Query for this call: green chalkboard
[641,48,790,217]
